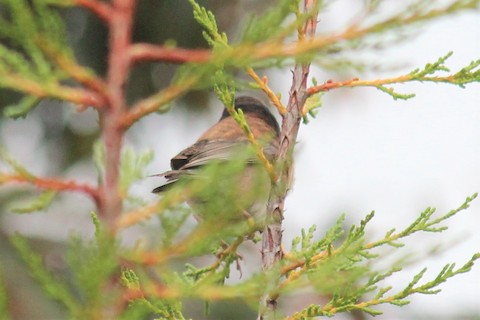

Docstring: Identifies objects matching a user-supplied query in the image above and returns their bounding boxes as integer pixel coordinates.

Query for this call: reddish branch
[307,78,360,95]
[1,174,100,203]
[96,0,136,227]
[307,73,459,96]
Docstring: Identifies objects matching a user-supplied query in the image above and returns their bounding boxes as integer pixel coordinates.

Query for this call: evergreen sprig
[65,227,119,318]
[10,190,57,214]
[188,0,228,48]
[0,0,69,80]
[9,234,81,317]
[0,0,101,117]
[307,52,480,101]
[119,147,154,200]
[241,0,299,44]
[284,194,479,318]
[113,194,479,319]
[121,269,186,320]
[2,1,480,319]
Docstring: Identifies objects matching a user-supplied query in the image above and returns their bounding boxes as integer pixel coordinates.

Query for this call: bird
[152,96,280,225]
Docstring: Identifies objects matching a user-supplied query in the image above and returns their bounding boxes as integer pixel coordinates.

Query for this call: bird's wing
[171,139,249,170]
[152,140,247,193]
[152,139,278,193]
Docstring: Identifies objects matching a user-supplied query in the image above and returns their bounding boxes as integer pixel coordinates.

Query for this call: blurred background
[1,0,479,319]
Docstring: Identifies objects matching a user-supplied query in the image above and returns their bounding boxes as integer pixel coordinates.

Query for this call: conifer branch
[1,0,479,318]
[307,53,480,100]
[288,253,480,318]
[129,43,211,64]
[38,41,108,96]
[115,191,190,231]
[117,2,480,67]
[0,147,99,203]
[10,234,82,317]
[119,77,199,129]
[0,173,99,203]
[118,1,480,127]
[0,74,105,108]
[246,67,287,115]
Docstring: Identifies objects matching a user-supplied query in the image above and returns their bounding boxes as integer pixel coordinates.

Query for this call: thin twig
[115,190,190,231]
[98,0,136,228]
[246,67,287,115]
[224,101,278,182]
[307,74,458,96]
[0,173,100,204]
[119,77,199,129]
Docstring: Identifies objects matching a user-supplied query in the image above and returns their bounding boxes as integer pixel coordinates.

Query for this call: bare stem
[98,0,136,229]
[258,1,319,319]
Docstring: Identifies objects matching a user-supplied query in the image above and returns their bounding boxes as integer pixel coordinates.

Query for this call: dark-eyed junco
[152,96,280,223]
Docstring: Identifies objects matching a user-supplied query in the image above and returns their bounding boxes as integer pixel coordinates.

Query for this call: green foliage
[284,194,479,318]
[361,1,480,35]
[302,92,323,123]
[116,194,480,318]
[9,234,81,317]
[0,268,9,320]
[241,0,298,44]
[10,190,57,214]
[2,96,41,119]
[410,51,453,77]
[120,269,186,320]
[0,148,58,214]
[157,208,191,247]
[57,213,118,319]
[374,52,480,100]
[7,186,480,319]
[188,0,228,48]
[119,147,154,200]
[0,0,95,118]
[375,85,416,101]
[92,140,106,181]
[8,213,123,319]
[66,235,118,318]
[2,0,480,319]
[0,0,70,85]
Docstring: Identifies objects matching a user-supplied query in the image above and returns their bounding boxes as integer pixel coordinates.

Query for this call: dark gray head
[220,96,280,135]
